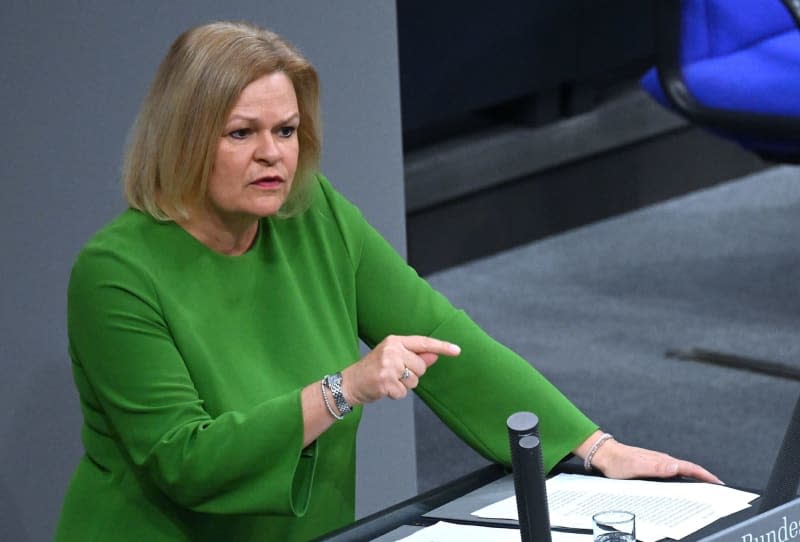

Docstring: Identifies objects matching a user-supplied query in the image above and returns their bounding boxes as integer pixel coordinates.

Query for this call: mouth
[249,176,284,189]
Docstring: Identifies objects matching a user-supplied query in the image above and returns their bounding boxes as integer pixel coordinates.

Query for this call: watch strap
[323,372,352,416]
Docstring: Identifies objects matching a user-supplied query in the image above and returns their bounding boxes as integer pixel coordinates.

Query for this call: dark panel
[576,0,657,80]
[397,0,580,134]
[397,0,659,148]
[406,127,767,275]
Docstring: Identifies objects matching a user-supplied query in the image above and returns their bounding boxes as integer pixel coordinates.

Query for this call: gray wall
[0,1,414,540]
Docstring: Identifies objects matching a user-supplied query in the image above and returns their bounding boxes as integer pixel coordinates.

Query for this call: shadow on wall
[0,480,31,542]
[0,355,82,541]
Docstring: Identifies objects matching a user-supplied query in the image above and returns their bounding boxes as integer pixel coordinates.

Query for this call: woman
[56,21,720,541]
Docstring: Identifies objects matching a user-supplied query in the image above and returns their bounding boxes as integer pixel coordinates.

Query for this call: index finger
[677,460,724,485]
[399,335,461,357]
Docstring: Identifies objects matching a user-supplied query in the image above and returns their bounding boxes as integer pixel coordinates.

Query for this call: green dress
[55,174,597,541]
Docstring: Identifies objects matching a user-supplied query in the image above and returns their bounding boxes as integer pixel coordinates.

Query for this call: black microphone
[507,411,552,542]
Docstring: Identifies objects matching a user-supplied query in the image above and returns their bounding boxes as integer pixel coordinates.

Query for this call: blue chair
[641,0,800,511]
[640,0,800,162]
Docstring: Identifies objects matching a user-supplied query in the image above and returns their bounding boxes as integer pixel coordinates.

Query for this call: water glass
[592,510,636,542]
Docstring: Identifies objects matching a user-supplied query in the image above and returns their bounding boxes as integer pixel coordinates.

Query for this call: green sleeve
[319,177,598,471]
[418,311,598,472]
[67,245,316,515]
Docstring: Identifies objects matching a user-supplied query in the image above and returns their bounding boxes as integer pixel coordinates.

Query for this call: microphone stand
[507,411,552,542]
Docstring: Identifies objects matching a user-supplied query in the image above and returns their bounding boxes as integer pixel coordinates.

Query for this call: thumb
[419,352,439,366]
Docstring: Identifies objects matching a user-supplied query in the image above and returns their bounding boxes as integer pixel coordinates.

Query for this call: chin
[250,196,287,217]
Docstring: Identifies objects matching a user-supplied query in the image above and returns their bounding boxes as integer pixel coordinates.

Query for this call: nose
[254,132,281,165]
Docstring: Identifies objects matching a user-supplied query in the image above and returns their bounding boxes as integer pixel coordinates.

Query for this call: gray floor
[415,165,800,494]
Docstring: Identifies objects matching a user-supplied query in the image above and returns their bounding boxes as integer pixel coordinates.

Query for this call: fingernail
[449,343,461,354]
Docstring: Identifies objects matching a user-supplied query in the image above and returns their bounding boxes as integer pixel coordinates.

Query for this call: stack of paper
[395,521,592,542]
[472,474,758,542]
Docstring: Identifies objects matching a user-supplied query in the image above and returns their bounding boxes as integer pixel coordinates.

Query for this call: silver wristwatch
[323,372,352,416]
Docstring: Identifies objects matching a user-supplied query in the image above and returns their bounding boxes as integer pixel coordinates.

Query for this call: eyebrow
[226,112,300,124]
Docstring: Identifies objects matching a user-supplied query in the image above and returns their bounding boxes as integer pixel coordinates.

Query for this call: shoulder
[306,173,368,227]
[309,173,345,209]
[70,209,175,290]
[77,209,166,260]
[285,173,371,268]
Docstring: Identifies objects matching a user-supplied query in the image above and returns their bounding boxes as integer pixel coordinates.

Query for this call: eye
[278,126,296,138]
[227,128,252,140]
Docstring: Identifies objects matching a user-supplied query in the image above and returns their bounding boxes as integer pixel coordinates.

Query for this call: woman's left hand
[580,432,723,484]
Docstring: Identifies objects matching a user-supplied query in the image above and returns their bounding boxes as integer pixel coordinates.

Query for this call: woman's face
[205,71,300,225]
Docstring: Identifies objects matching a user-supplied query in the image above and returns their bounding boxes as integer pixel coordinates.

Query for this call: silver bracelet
[320,380,343,420]
[584,433,614,472]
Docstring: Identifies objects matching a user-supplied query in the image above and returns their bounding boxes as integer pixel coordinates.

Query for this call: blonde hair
[123,21,321,220]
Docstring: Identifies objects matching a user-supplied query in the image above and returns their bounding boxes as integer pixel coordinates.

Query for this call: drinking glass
[592,510,636,542]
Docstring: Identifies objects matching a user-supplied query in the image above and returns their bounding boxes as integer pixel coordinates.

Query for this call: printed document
[395,521,592,542]
[472,474,758,542]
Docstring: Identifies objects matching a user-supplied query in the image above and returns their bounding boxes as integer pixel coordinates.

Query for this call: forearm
[301,380,340,447]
